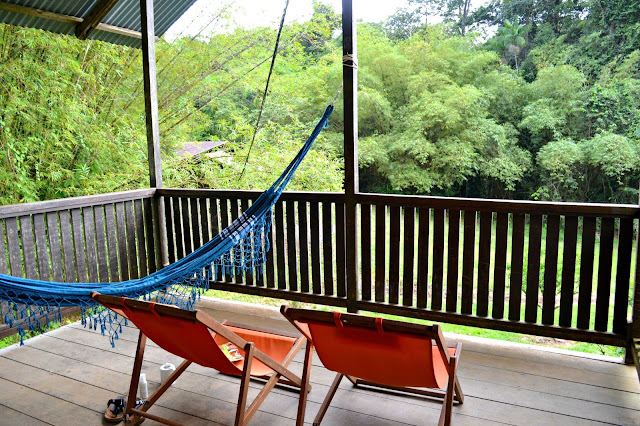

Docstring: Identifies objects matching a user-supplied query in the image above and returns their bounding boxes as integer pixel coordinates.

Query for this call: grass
[0,313,83,350]
[204,289,626,358]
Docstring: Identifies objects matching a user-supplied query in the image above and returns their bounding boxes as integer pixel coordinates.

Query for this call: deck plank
[0,299,638,426]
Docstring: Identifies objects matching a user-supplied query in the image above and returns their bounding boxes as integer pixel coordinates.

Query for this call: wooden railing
[0,189,160,337]
[160,188,639,352]
[1,187,638,359]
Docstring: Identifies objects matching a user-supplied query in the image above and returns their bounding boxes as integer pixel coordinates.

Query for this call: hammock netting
[0,105,333,345]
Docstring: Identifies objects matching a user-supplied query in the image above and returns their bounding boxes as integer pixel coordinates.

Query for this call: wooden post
[342,0,359,313]
[628,222,640,364]
[140,0,169,267]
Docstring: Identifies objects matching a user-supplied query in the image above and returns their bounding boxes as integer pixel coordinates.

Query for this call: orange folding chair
[281,306,464,426]
[91,292,306,426]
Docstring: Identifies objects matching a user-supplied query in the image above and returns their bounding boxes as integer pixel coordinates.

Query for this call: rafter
[0,1,145,41]
[75,0,121,40]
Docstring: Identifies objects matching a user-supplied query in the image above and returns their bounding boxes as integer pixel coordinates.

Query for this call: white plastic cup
[160,362,176,384]
[138,373,149,399]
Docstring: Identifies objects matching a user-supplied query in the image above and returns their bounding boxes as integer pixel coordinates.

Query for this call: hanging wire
[238,0,291,182]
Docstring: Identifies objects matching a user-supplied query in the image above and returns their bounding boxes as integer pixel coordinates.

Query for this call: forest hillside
[0,0,638,205]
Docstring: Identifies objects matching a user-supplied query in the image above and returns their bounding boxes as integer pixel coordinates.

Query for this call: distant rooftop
[175,141,227,157]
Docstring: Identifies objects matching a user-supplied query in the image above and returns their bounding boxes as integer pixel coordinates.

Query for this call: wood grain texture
[461,211,476,315]
[375,204,386,303]
[477,211,492,317]
[432,209,445,311]
[577,217,597,329]
[417,208,430,309]
[446,210,460,313]
[525,214,542,323]
[322,202,334,296]
[389,206,401,305]
[492,212,508,319]
[402,207,415,307]
[542,215,560,325]
[559,216,578,327]
[298,201,309,293]
[595,218,614,332]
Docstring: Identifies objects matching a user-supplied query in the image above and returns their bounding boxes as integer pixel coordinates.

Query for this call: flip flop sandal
[104,398,126,423]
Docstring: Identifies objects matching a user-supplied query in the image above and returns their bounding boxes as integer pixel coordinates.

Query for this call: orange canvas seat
[91,292,306,426]
[281,306,464,426]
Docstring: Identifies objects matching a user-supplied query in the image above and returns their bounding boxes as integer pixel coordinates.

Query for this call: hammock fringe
[0,105,334,345]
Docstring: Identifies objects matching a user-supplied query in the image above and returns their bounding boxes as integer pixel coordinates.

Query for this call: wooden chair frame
[91,292,305,426]
[281,305,464,426]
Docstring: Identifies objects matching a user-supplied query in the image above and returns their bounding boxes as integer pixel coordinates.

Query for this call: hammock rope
[0,104,334,345]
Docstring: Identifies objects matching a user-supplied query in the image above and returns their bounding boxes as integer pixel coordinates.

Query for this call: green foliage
[2,0,639,206]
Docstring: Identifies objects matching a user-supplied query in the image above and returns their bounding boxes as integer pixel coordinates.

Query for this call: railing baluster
[336,201,346,298]
[134,200,148,278]
[241,199,254,286]
[104,205,120,282]
[417,207,430,309]
[82,207,99,282]
[432,208,445,311]
[595,218,615,332]
[402,207,415,307]
[322,202,334,296]
[124,202,138,280]
[33,214,50,281]
[461,210,476,315]
[446,209,460,312]
[275,201,286,290]
[542,215,560,325]
[559,216,578,327]
[94,206,110,282]
[190,198,202,251]
[172,197,184,261]
[181,197,193,256]
[389,205,401,305]
[361,204,372,301]
[310,202,321,294]
[59,210,77,282]
[375,204,386,303]
[164,197,176,264]
[146,197,159,273]
[230,199,242,284]
[19,216,38,280]
[577,217,596,329]
[286,200,298,292]
[0,220,7,275]
[493,212,508,319]
[525,214,542,323]
[477,211,492,317]
[200,198,211,244]
[298,201,310,293]
[219,198,231,282]
[115,203,129,281]
[509,213,525,321]
[613,218,633,335]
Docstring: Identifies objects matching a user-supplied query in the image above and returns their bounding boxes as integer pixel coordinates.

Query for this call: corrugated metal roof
[0,0,198,47]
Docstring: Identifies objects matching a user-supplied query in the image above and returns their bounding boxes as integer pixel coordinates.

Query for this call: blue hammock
[0,105,334,344]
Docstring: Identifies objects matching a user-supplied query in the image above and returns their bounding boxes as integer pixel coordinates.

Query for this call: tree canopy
[1,0,638,205]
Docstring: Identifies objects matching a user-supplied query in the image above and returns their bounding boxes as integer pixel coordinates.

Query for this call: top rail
[357,193,640,218]
[0,189,156,219]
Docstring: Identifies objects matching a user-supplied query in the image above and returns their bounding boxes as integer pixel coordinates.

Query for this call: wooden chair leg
[313,373,343,426]
[454,376,464,403]
[125,331,147,426]
[235,342,255,426]
[438,356,458,426]
[295,342,314,426]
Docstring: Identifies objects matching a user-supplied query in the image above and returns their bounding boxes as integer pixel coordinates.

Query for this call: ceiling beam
[0,1,146,41]
[76,0,121,40]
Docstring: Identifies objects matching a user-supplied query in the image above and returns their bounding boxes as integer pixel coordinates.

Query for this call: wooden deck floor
[0,298,638,426]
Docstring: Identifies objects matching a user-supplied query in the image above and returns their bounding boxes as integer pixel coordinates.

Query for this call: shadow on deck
[0,298,638,425]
